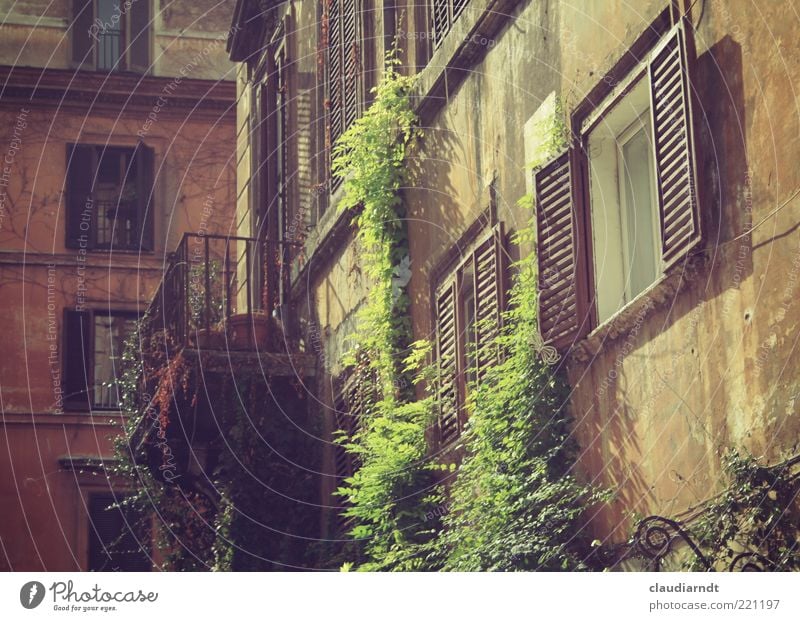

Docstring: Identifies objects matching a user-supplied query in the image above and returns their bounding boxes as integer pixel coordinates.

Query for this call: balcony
[141,232,296,352]
[132,233,316,490]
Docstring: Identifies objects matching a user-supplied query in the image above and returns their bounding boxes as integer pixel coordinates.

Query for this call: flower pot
[226,312,270,350]
[192,326,225,349]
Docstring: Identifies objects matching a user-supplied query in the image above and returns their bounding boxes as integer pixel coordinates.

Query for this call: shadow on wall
[576,35,751,540]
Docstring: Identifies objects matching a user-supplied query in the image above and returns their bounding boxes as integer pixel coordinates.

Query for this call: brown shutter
[472,223,504,384]
[649,19,701,268]
[128,0,150,73]
[63,309,91,407]
[341,0,360,132]
[328,0,344,190]
[535,151,586,350]
[135,143,155,251]
[66,144,96,249]
[71,0,95,70]
[435,280,459,445]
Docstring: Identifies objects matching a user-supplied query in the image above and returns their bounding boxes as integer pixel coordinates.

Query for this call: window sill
[413,0,524,124]
[569,250,708,363]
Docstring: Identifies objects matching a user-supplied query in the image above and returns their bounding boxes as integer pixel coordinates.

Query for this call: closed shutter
[128,0,151,73]
[649,19,701,268]
[66,144,96,249]
[63,309,91,407]
[135,144,155,251]
[535,151,586,350]
[71,0,95,69]
[472,224,504,384]
[436,280,459,445]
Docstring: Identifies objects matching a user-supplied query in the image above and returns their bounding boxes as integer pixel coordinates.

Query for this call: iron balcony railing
[141,233,294,351]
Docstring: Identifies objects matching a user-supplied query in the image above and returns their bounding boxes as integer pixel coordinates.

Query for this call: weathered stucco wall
[403,0,800,541]
[0,0,235,79]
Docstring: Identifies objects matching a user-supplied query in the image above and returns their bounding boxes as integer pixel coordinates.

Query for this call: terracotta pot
[192,327,225,349]
[226,312,270,350]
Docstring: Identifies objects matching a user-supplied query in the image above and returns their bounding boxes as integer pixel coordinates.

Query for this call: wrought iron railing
[141,233,293,351]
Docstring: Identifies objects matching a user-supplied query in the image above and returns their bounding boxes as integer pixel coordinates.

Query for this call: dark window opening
[87,493,150,571]
[71,0,150,73]
[63,309,139,410]
[66,143,155,251]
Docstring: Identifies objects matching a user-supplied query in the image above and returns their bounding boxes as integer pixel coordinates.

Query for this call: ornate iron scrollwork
[728,552,775,572]
[632,516,712,571]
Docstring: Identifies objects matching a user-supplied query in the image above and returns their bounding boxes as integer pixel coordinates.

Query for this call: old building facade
[0,0,237,570]
[225,0,800,566]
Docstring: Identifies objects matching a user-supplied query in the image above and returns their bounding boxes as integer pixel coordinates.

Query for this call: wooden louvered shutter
[135,143,155,251]
[71,0,95,69]
[328,0,344,190]
[473,224,505,383]
[66,144,96,249]
[341,0,360,132]
[432,0,449,47]
[535,151,587,350]
[63,309,91,407]
[436,280,459,445]
[128,0,150,73]
[649,19,701,268]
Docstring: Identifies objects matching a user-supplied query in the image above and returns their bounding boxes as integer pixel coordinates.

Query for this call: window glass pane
[96,0,122,70]
[93,314,137,408]
[94,148,138,249]
[621,124,658,299]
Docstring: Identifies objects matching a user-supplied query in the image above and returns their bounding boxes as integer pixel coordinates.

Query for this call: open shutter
[535,151,585,350]
[63,309,91,407]
[66,144,96,249]
[473,223,504,384]
[71,0,95,70]
[436,280,459,445]
[128,0,151,73]
[649,19,701,268]
[135,143,155,251]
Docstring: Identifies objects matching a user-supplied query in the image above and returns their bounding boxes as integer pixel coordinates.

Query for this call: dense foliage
[331,57,441,570]
[685,450,800,570]
[332,63,605,570]
[426,235,609,570]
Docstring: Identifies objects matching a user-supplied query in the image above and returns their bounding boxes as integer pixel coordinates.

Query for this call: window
[71,0,151,72]
[66,143,155,251]
[435,224,505,446]
[87,493,150,571]
[63,309,139,410]
[327,0,364,191]
[430,0,471,49]
[535,16,701,350]
[587,77,660,323]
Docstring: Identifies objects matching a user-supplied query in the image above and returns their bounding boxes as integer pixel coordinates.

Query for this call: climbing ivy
[111,323,320,571]
[684,450,800,570]
[422,220,609,571]
[331,65,606,570]
[330,54,444,570]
